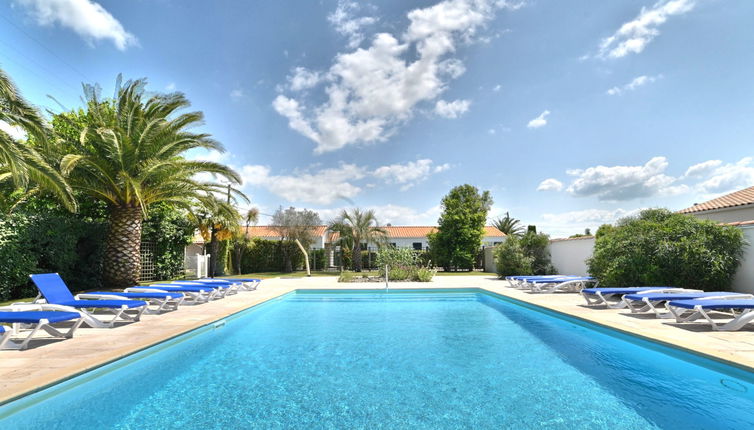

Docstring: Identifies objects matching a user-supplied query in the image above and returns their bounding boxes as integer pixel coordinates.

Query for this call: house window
[412,242,423,251]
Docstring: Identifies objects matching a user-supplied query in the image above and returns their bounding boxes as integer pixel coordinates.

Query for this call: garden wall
[547,227,754,293]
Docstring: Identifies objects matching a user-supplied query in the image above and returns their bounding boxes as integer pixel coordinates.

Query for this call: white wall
[732,226,754,293]
[548,237,595,277]
[690,206,754,223]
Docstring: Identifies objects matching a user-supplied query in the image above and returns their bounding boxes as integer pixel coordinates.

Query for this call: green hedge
[587,209,746,291]
[235,238,304,273]
[0,213,106,300]
[141,203,195,280]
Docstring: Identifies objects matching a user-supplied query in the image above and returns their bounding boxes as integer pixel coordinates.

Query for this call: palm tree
[493,212,525,237]
[190,197,243,277]
[0,67,75,210]
[328,208,387,272]
[58,77,242,288]
[231,207,259,275]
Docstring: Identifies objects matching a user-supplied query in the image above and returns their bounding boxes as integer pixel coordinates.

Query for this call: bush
[415,266,437,282]
[376,248,418,275]
[495,236,533,278]
[235,238,304,273]
[587,209,746,291]
[519,231,555,275]
[0,213,106,300]
[338,271,355,282]
[388,266,412,281]
[141,203,195,280]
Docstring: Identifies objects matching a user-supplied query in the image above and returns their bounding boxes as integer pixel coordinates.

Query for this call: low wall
[547,237,595,277]
[732,226,754,293]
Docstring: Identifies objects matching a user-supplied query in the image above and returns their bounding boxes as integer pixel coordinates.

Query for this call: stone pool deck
[2,275,754,404]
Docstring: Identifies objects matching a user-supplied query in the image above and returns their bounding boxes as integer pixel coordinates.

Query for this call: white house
[678,185,754,223]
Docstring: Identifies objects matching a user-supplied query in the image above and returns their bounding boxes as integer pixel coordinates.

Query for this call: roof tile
[679,186,754,214]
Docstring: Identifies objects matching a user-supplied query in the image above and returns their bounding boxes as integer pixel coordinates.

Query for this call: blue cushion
[582,287,674,295]
[30,273,77,304]
[0,311,81,324]
[669,299,754,310]
[89,291,183,300]
[624,291,741,301]
[143,285,214,293]
[529,277,594,284]
[170,282,229,289]
[58,299,147,309]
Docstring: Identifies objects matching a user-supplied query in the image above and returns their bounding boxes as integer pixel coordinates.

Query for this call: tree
[0,67,75,211]
[492,212,524,237]
[494,236,532,277]
[56,77,242,287]
[271,206,321,272]
[232,208,259,275]
[587,208,745,291]
[191,197,242,277]
[328,208,387,272]
[519,230,555,275]
[428,184,492,271]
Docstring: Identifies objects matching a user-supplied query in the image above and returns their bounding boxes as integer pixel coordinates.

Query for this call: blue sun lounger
[199,278,260,291]
[30,273,148,328]
[666,299,754,331]
[581,286,682,308]
[77,291,185,313]
[126,284,217,304]
[505,275,573,289]
[621,291,751,318]
[172,280,236,297]
[0,308,83,350]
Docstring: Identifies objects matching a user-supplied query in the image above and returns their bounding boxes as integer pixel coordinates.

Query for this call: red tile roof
[244,225,506,239]
[678,186,754,214]
[550,235,595,242]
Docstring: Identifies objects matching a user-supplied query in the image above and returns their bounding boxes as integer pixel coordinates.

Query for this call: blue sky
[2,0,754,236]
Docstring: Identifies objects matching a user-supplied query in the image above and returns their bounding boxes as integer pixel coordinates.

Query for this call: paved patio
[2,275,754,405]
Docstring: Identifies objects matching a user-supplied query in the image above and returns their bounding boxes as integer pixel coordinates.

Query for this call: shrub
[376,248,418,276]
[495,236,533,278]
[338,271,355,282]
[141,203,195,280]
[387,266,412,281]
[519,231,555,275]
[587,208,745,291]
[235,238,304,273]
[414,266,437,282]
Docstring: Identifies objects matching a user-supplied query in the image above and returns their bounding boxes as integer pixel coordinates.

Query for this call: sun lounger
[505,275,573,289]
[126,284,217,304]
[30,273,148,328]
[666,299,754,331]
[172,280,237,297]
[211,278,261,291]
[581,286,682,308]
[77,291,185,313]
[527,277,598,293]
[622,291,751,318]
[0,307,84,350]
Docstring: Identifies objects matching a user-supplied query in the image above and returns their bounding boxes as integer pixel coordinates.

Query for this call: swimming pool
[2,289,754,429]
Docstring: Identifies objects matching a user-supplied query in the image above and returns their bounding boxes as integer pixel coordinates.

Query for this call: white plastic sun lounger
[207,278,260,291]
[126,284,218,304]
[30,273,148,328]
[528,277,598,293]
[581,287,683,308]
[0,305,84,350]
[621,291,751,318]
[77,290,185,314]
[666,299,754,331]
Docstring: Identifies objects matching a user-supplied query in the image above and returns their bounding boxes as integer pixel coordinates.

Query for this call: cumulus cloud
[328,0,378,49]
[694,157,754,196]
[434,99,471,118]
[230,88,245,100]
[15,0,137,50]
[527,110,550,128]
[317,204,442,226]
[239,163,365,205]
[0,120,27,141]
[287,67,322,92]
[606,74,661,96]
[373,159,450,191]
[492,84,501,92]
[566,156,686,201]
[540,208,641,237]
[537,178,563,192]
[597,0,695,59]
[684,159,722,177]
[274,0,505,153]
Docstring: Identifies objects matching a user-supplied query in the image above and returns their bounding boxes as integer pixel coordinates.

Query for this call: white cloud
[487,128,496,135]
[328,0,378,49]
[684,159,722,177]
[606,74,661,96]
[540,208,641,237]
[434,99,471,118]
[694,157,754,196]
[566,156,685,201]
[165,82,176,91]
[598,0,695,59]
[527,110,550,128]
[537,178,563,192]
[239,163,365,205]
[230,88,245,100]
[317,204,442,226]
[274,0,502,153]
[373,159,450,191]
[287,67,322,92]
[492,84,501,92]
[15,0,137,50]
[0,120,27,141]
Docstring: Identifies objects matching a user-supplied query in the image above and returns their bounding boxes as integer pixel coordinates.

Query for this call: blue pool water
[2,289,754,429]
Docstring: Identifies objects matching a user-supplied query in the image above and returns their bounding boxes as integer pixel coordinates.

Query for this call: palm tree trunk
[103,206,142,289]
[353,242,362,272]
[209,228,219,277]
